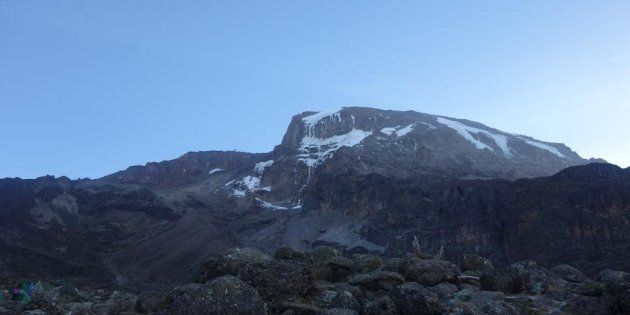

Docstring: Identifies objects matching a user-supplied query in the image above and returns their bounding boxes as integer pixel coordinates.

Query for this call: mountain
[0,107,625,291]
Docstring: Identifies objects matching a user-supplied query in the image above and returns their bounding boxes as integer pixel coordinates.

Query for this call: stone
[562,295,608,315]
[161,276,267,315]
[135,290,167,313]
[352,254,383,273]
[461,254,494,274]
[275,246,309,261]
[362,295,397,315]
[404,258,460,286]
[312,246,340,265]
[347,271,405,291]
[326,256,355,282]
[382,258,406,274]
[390,282,441,315]
[551,264,587,283]
[239,259,314,303]
[199,247,272,282]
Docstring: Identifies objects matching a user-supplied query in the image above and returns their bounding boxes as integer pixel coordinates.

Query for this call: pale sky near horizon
[1,1,629,179]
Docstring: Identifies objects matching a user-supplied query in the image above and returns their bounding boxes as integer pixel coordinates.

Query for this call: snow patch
[241,176,260,190]
[232,189,246,197]
[228,175,271,197]
[395,124,415,137]
[436,117,513,157]
[519,137,566,158]
[254,160,274,175]
[380,124,417,137]
[299,129,373,168]
[208,168,223,175]
[255,198,301,211]
[381,127,397,135]
[420,122,436,130]
[302,110,342,136]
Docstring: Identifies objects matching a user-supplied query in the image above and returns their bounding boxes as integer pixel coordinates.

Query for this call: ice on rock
[302,110,342,136]
[380,124,418,137]
[436,117,513,158]
[518,137,566,158]
[298,128,373,168]
[208,168,224,175]
[255,198,301,210]
[254,160,274,174]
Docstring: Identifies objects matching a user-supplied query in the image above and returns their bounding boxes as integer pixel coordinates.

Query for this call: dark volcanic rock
[162,276,267,315]
[200,247,272,283]
[390,282,441,315]
[347,271,405,291]
[404,258,460,286]
[239,259,314,304]
[551,264,588,283]
[461,254,495,274]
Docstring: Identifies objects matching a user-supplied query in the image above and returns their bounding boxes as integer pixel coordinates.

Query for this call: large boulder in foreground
[239,259,314,304]
[390,282,441,315]
[162,276,267,314]
[200,248,272,283]
[404,258,460,286]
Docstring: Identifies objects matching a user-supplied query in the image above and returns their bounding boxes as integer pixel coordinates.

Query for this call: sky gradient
[1,1,629,179]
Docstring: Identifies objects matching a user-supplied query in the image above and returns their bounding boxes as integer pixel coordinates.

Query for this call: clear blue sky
[1,1,629,179]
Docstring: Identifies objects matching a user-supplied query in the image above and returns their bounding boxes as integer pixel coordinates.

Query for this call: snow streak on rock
[299,129,373,168]
[436,117,513,158]
[254,160,274,175]
[518,137,566,158]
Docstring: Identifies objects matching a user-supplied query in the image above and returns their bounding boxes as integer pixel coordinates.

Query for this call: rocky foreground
[1,246,629,314]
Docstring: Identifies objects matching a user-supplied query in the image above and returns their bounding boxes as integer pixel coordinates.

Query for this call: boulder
[461,254,494,274]
[323,308,358,315]
[362,295,397,315]
[482,260,550,295]
[312,246,340,265]
[598,269,628,290]
[508,260,549,295]
[479,270,521,294]
[505,295,565,314]
[404,258,460,286]
[562,295,608,315]
[311,288,360,311]
[382,258,406,274]
[161,276,267,315]
[551,264,587,283]
[326,256,355,282]
[275,246,309,261]
[64,302,95,314]
[390,282,441,315]
[348,271,405,291]
[239,259,314,303]
[200,247,272,282]
[426,283,458,303]
[135,290,167,313]
[352,254,383,273]
[566,280,605,297]
[92,291,137,315]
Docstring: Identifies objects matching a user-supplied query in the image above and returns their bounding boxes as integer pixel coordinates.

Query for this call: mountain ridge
[0,107,626,292]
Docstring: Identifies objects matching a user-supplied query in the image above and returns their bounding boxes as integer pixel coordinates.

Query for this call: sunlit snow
[518,137,566,158]
[299,129,373,167]
[436,117,513,157]
[254,160,274,174]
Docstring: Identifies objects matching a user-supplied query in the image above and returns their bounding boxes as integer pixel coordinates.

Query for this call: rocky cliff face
[0,107,625,292]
